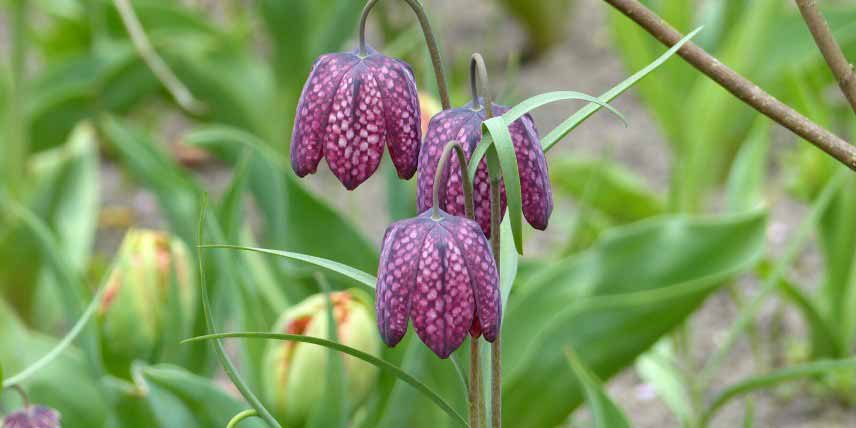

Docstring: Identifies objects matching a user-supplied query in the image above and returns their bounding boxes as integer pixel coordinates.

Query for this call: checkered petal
[366,55,421,179]
[323,63,386,190]
[376,217,431,347]
[291,53,360,177]
[410,220,475,358]
[3,406,61,428]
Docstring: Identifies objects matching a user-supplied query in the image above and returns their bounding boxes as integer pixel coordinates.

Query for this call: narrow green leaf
[635,341,692,426]
[499,216,518,312]
[703,358,856,424]
[541,27,702,151]
[183,332,469,428]
[195,196,281,428]
[701,171,848,382]
[565,348,630,428]
[500,91,626,126]
[725,119,770,213]
[201,244,376,290]
[482,118,523,253]
[2,281,105,388]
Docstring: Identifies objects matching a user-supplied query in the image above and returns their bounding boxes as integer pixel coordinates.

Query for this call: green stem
[469,339,481,428]
[227,409,259,428]
[470,53,494,117]
[358,0,451,109]
[432,141,474,220]
[488,178,502,428]
[472,52,503,428]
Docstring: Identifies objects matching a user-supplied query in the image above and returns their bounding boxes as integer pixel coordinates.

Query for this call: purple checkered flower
[2,406,61,428]
[291,47,421,190]
[417,100,553,237]
[375,209,500,358]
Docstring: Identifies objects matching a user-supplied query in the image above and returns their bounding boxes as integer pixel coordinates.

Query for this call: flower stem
[488,178,502,428]
[469,338,481,428]
[470,53,494,117]
[432,141,474,220]
[358,0,451,109]
[471,52,503,428]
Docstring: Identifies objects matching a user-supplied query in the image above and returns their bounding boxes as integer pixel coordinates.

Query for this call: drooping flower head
[291,47,421,190]
[2,406,61,428]
[376,209,500,358]
[417,99,553,237]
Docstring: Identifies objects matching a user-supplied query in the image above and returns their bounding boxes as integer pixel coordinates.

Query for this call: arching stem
[470,53,494,116]
[471,51,503,428]
[358,0,451,109]
[469,338,481,428]
[431,141,474,220]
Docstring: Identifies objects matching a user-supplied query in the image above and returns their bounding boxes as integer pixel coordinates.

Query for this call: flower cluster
[290,18,552,359]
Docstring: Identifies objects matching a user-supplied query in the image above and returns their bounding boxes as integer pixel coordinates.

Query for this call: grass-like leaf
[501,91,626,127]
[540,27,703,152]
[195,195,282,428]
[565,347,630,428]
[703,358,856,424]
[200,244,376,290]
[482,117,523,254]
[183,332,469,427]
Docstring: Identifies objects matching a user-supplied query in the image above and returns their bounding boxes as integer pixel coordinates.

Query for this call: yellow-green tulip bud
[97,229,195,377]
[262,289,379,427]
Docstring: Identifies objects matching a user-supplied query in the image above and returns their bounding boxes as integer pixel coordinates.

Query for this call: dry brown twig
[795,0,856,115]
[601,0,856,171]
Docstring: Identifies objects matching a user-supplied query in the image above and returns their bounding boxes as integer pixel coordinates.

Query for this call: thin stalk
[469,339,481,428]
[795,0,856,115]
[113,0,204,114]
[358,0,450,109]
[601,0,856,171]
[488,178,502,428]
[470,53,494,116]
[472,52,503,428]
[432,141,474,220]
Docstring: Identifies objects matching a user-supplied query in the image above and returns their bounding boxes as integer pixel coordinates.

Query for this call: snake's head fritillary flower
[376,210,500,358]
[291,47,421,190]
[417,100,552,237]
[97,229,195,377]
[262,290,379,427]
[2,406,61,428]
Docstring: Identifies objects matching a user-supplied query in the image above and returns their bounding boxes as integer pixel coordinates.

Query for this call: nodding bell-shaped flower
[291,47,421,190]
[417,99,553,237]
[376,209,501,358]
[2,406,61,428]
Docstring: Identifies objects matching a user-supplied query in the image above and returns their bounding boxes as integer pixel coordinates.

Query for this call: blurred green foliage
[0,1,854,427]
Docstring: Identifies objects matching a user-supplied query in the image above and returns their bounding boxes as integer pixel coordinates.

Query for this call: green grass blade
[200,244,376,290]
[195,195,281,428]
[565,348,630,428]
[482,118,523,254]
[541,27,702,152]
[501,91,626,126]
[703,358,856,424]
[2,280,106,387]
[183,332,469,427]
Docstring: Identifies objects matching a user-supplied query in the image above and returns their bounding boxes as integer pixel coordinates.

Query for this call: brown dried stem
[601,0,856,171]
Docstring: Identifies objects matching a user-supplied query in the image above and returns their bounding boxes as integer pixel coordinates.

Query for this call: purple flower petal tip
[3,406,61,428]
[416,101,552,236]
[291,49,421,189]
[376,210,501,358]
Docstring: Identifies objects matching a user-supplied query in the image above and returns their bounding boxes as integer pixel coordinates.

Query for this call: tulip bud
[2,406,61,428]
[262,290,379,427]
[97,229,195,376]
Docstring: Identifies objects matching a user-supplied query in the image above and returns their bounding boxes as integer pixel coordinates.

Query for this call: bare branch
[795,0,856,115]
[601,0,856,172]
